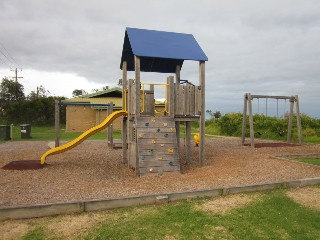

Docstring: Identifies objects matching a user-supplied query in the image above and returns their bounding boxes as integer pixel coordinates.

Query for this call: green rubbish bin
[20,124,32,139]
[0,125,11,140]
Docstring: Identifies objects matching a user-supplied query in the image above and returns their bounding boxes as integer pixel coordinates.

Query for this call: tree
[72,89,87,97]
[28,85,50,100]
[213,111,222,119]
[0,78,25,102]
[206,110,222,120]
[0,78,25,120]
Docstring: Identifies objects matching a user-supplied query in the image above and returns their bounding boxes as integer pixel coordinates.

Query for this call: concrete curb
[1,177,320,221]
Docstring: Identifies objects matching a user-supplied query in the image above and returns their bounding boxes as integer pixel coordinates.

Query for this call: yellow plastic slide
[40,110,127,164]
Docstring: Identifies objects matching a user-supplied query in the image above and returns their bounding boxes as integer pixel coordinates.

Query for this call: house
[63,89,122,132]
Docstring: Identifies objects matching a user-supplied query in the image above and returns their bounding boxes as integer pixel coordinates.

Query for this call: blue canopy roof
[120,27,208,73]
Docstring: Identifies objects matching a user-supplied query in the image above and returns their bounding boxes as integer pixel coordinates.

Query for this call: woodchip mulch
[0,137,320,207]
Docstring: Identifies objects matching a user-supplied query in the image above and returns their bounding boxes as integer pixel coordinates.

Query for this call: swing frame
[241,93,303,147]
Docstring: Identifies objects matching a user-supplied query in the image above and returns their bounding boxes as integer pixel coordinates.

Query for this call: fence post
[55,100,60,147]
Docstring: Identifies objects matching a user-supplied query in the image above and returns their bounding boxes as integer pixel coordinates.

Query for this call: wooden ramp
[136,116,180,176]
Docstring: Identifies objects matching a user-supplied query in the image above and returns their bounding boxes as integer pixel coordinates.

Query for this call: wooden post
[175,65,180,115]
[295,95,303,144]
[186,121,192,164]
[128,79,134,168]
[122,61,128,164]
[134,56,140,174]
[241,93,248,145]
[175,65,181,153]
[248,93,255,148]
[55,100,60,147]
[287,97,295,143]
[135,56,141,117]
[199,61,205,166]
[167,76,174,118]
[108,101,113,148]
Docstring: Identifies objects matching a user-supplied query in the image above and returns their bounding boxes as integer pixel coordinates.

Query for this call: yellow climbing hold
[168,148,174,153]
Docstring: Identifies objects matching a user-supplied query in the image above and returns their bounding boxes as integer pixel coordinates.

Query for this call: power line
[0,48,15,67]
[0,52,12,67]
[0,40,19,67]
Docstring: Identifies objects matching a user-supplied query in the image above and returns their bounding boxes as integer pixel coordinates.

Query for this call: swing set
[241,93,303,147]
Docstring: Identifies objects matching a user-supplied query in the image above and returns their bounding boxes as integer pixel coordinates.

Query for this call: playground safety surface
[1,160,46,170]
[0,138,320,208]
[244,142,300,148]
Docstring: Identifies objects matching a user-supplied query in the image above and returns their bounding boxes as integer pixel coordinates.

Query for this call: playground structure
[40,27,208,176]
[120,27,207,175]
[241,93,303,148]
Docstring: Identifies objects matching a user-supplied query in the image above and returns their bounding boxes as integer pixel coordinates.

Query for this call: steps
[136,116,180,175]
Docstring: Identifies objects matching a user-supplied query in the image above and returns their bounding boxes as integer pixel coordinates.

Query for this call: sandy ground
[0,137,320,207]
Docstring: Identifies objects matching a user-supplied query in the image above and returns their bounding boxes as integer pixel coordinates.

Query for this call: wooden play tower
[120,28,208,176]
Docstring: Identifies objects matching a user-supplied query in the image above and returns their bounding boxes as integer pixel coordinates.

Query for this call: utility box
[20,124,32,139]
[0,125,11,140]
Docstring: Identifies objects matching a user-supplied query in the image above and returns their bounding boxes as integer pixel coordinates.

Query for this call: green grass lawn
[2,124,320,143]
[6,125,122,141]
[4,187,319,240]
[295,158,320,166]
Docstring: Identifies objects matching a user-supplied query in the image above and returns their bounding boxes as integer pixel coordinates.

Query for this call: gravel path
[0,138,320,207]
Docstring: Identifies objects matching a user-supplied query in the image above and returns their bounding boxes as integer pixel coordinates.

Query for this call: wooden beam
[248,93,255,147]
[250,95,292,100]
[287,99,295,143]
[108,102,113,148]
[55,100,60,147]
[186,121,192,164]
[128,79,134,168]
[175,65,180,116]
[134,56,140,174]
[167,76,174,118]
[174,116,200,122]
[295,95,303,144]
[175,121,180,157]
[199,61,205,166]
[122,61,128,164]
[135,56,141,117]
[241,93,248,146]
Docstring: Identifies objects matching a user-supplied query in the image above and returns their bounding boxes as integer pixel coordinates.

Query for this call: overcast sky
[0,0,319,117]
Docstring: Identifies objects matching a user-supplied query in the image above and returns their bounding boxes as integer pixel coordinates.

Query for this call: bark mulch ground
[0,137,319,207]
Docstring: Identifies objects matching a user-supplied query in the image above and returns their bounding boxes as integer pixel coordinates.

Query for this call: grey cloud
[0,0,319,117]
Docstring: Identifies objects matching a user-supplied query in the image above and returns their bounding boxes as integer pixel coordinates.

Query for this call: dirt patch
[46,212,106,239]
[286,187,320,210]
[196,193,261,214]
[0,222,29,240]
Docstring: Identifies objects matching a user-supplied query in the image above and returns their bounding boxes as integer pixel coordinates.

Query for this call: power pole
[10,68,23,82]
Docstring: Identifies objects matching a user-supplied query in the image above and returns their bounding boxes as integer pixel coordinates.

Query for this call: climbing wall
[136,116,180,175]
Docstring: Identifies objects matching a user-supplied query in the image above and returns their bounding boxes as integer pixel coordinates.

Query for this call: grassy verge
[295,158,320,166]
[2,187,319,240]
[83,191,320,240]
